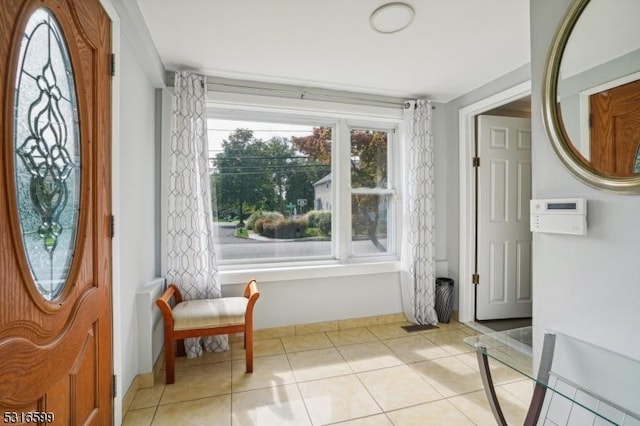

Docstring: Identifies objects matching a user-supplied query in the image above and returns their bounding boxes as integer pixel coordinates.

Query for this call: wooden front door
[590,78,640,177]
[0,0,112,424]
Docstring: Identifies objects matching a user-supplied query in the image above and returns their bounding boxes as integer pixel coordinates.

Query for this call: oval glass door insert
[13,8,81,301]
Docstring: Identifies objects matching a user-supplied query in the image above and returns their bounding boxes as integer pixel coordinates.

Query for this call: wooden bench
[156,280,260,384]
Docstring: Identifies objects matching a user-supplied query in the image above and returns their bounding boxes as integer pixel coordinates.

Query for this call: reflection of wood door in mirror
[0,0,112,423]
[590,79,640,177]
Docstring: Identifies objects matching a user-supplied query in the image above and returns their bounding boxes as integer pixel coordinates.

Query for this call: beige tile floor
[123,321,533,425]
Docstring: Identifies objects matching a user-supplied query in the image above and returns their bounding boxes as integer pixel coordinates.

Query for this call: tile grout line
[149,382,166,425]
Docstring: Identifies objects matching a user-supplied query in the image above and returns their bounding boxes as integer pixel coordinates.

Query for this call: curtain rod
[166,71,435,110]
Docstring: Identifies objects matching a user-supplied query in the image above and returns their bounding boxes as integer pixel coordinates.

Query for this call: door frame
[457,81,531,323]
[98,1,166,421]
[94,0,123,421]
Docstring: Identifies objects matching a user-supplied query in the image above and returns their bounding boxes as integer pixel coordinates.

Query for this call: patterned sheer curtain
[400,99,438,325]
[166,71,229,357]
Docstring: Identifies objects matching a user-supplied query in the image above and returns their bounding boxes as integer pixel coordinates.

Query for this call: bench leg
[165,333,176,384]
[245,326,254,373]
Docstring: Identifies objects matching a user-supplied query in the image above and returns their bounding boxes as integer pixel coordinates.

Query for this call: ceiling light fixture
[370,2,415,34]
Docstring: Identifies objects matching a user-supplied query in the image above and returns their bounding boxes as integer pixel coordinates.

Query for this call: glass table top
[464,326,640,425]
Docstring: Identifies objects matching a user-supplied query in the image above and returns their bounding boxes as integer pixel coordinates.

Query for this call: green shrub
[246,211,284,230]
[306,210,331,235]
[235,227,248,238]
[280,217,309,239]
[260,220,277,238]
[254,218,266,234]
[317,212,332,236]
[257,217,309,239]
[245,211,261,230]
[306,210,320,227]
[304,227,322,238]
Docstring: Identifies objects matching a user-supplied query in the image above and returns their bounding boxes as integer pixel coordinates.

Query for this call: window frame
[347,124,398,259]
[208,112,337,265]
[200,92,404,277]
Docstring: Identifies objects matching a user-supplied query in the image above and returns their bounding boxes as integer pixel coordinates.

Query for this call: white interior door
[476,115,532,320]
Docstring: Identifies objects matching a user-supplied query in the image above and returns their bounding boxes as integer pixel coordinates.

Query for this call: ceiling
[136,0,530,103]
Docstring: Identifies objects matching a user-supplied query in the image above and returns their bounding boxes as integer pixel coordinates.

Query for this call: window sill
[219,260,401,285]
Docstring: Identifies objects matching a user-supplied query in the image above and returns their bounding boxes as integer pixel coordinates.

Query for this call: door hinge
[110,53,115,77]
[112,374,117,398]
[472,157,480,168]
[110,215,115,239]
[472,273,480,285]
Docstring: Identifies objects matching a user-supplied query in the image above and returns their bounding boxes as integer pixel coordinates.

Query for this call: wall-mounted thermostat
[530,198,587,235]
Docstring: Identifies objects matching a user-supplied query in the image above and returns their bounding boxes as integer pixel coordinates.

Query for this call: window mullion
[389,128,398,255]
[335,120,351,262]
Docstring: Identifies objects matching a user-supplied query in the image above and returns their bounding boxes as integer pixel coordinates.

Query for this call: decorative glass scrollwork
[13,8,80,301]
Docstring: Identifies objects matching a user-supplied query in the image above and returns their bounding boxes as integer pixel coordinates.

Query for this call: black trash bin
[435,277,454,323]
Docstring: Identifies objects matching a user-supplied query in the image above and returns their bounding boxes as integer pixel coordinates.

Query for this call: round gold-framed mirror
[542,0,640,193]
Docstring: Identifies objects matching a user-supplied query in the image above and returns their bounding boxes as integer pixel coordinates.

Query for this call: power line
[210,171,329,177]
[211,164,331,172]
[208,128,317,132]
[211,155,312,161]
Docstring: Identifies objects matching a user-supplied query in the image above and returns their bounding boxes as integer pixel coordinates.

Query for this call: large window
[207,114,397,266]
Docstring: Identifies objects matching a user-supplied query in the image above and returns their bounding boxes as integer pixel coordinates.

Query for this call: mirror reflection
[557,0,640,177]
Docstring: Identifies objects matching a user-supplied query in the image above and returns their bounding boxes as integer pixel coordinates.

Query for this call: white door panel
[477,115,532,320]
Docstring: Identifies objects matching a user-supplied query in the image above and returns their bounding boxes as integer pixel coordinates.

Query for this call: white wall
[221,272,403,328]
[117,33,159,399]
[531,0,640,359]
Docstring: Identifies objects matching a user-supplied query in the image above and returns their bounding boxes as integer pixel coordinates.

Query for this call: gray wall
[439,64,531,309]
[531,0,640,359]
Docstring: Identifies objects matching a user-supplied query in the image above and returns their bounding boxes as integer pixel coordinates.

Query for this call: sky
[207,119,315,158]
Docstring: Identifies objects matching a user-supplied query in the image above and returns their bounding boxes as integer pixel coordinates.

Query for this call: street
[213,222,386,260]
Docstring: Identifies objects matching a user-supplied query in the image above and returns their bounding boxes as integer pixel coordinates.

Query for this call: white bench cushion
[173,297,248,331]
